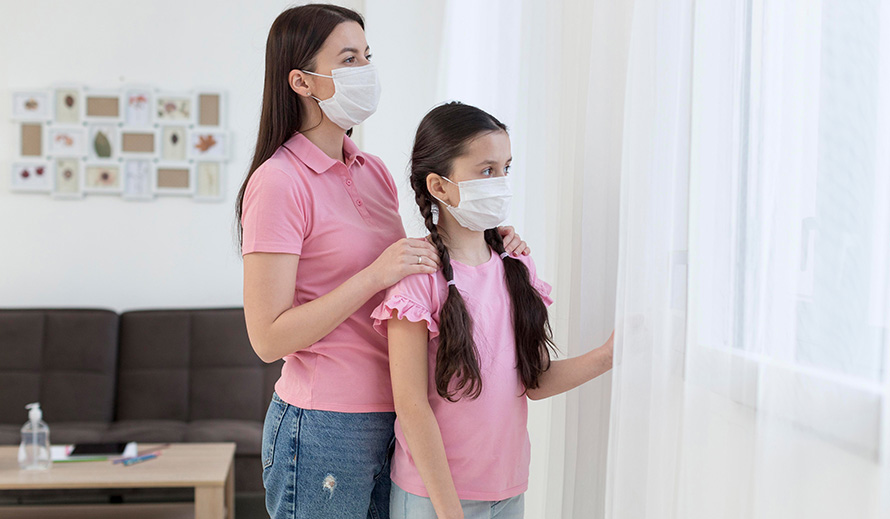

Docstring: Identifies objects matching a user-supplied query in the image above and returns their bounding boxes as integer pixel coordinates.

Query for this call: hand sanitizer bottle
[18,402,51,470]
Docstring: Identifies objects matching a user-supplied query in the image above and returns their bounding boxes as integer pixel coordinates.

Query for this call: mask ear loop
[431,175,458,208]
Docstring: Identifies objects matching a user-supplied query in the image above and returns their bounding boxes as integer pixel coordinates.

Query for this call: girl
[237,6,529,518]
[372,102,614,519]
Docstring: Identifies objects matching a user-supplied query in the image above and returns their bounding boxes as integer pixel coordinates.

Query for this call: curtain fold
[608,1,890,517]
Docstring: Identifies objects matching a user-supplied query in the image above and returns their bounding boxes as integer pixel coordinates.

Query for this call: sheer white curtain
[435,1,627,517]
[608,0,890,518]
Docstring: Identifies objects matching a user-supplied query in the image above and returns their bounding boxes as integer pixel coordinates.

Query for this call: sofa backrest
[0,309,119,425]
[116,308,281,422]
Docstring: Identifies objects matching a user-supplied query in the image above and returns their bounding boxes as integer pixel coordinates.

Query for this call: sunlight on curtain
[608,0,890,517]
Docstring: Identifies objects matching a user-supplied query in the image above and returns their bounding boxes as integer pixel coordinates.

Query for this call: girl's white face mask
[302,63,381,130]
[432,175,513,231]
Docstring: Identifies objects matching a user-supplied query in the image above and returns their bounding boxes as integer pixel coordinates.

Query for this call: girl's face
[429,130,512,207]
[290,21,372,103]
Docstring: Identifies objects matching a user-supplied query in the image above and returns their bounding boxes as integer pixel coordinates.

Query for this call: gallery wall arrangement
[9,85,229,202]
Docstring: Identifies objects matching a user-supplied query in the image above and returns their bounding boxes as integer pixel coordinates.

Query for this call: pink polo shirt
[371,251,554,501]
[241,132,406,412]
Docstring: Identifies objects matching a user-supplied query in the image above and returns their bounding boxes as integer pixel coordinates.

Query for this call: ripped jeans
[262,392,396,519]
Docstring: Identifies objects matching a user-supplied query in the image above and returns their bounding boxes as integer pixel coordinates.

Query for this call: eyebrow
[339,46,370,55]
[475,157,513,166]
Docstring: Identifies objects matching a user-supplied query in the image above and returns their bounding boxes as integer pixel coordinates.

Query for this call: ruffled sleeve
[371,273,440,339]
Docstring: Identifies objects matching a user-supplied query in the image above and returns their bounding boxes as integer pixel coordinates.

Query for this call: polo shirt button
[345,179,353,186]
[356,199,363,206]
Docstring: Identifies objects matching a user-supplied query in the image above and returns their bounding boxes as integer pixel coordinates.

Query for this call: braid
[484,229,556,391]
[412,176,482,401]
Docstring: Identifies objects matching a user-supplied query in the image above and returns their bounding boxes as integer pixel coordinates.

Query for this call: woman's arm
[389,313,464,519]
[243,238,440,363]
[526,331,614,401]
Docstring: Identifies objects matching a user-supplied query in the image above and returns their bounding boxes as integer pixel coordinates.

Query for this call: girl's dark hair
[235,4,364,247]
[410,102,556,401]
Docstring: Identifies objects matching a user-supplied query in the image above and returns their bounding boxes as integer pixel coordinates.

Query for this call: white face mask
[432,175,513,231]
[302,63,381,130]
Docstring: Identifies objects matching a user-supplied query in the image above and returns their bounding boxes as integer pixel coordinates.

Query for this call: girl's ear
[427,173,451,206]
[288,70,313,97]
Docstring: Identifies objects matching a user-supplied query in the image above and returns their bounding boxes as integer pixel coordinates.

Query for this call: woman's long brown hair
[235,4,363,247]
[409,102,556,401]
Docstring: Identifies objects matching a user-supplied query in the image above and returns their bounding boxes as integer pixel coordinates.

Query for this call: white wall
[0,0,364,311]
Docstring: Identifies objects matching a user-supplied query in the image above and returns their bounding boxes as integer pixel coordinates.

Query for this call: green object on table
[54,456,108,463]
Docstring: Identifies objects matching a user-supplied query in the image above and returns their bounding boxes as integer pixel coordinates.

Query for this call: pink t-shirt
[371,250,554,501]
[241,132,406,412]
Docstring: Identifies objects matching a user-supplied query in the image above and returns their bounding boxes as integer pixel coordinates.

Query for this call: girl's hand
[366,238,441,291]
[498,226,530,256]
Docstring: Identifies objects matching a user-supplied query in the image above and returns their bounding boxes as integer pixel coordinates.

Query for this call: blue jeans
[262,392,396,519]
[390,482,525,519]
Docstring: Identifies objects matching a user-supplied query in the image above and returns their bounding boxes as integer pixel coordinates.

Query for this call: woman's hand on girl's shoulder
[366,237,441,291]
[498,226,531,257]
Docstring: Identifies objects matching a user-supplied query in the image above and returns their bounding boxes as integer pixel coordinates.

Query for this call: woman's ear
[288,70,313,97]
[427,173,452,206]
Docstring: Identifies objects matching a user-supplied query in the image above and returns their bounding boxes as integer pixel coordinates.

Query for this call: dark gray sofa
[0,307,280,509]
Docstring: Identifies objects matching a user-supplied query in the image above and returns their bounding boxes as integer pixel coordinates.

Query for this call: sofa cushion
[0,309,118,425]
[186,420,262,456]
[103,420,188,443]
[116,308,281,423]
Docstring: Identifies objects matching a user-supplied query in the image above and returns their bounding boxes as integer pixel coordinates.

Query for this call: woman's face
[299,21,372,102]
[431,130,512,207]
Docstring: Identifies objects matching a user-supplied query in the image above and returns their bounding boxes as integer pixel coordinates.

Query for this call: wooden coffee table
[0,442,235,519]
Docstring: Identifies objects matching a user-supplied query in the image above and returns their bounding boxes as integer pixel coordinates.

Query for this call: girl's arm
[389,312,464,519]
[526,331,614,401]
[243,238,439,363]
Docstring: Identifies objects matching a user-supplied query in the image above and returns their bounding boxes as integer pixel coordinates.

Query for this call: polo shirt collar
[283,132,366,174]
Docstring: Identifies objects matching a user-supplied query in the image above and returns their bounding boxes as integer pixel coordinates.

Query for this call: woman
[236,5,529,518]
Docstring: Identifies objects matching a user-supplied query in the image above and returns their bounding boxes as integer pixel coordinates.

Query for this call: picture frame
[52,84,83,124]
[123,85,154,127]
[119,127,159,158]
[194,161,224,202]
[187,128,229,160]
[155,91,195,125]
[11,161,53,193]
[11,91,52,121]
[159,125,188,161]
[47,126,87,156]
[122,159,155,201]
[18,122,45,158]
[82,88,123,122]
[195,89,226,128]
[83,161,123,194]
[86,124,119,160]
[154,162,195,196]
[51,158,84,199]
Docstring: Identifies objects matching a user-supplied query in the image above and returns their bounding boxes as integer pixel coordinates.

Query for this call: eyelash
[344,54,372,64]
[482,165,511,176]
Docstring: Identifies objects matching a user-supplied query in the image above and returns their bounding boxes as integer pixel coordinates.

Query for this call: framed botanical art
[11,161,53,193]
[159,125,188,161]
[12,91,52,121]
[122,159,155,200]
[10,84,229,203]
[53,85,83,124]
[47,126,87,156]
[87,124,119,160]
[187,129,229,160]
[194,161,224,201]
[52,158,84,199]
[155,92,195,124]
[123,85,154,126]
[83,162,122,194]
